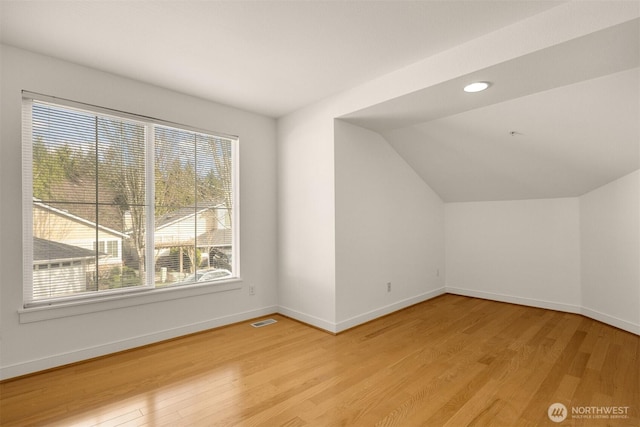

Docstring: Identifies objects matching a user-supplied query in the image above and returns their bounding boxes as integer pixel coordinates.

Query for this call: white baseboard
[276,305,337,333]
[0,305,278,381]
[446,286,640,335]
[445,286,581,314]
[335,287,446,333]
[4,291,638,380]
[581,306,640,335]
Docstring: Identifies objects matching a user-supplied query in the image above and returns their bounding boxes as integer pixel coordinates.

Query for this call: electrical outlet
[249,284,255,295]
[387,282,391,292]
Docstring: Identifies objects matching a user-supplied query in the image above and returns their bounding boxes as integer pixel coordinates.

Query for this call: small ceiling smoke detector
[463,82,490,93]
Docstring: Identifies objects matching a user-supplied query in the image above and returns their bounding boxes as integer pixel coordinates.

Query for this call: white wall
[334,121,444,331]
[445,198,582,312]
[580,170,640,333]
[276,2,636,333]
[276,105,337,331]
[0,45,278,379]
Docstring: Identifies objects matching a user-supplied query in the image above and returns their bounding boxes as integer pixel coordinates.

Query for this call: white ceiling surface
[383,68,639,202]
[0,0,563,118]
[344,19,640,202]
[342,20,640,133]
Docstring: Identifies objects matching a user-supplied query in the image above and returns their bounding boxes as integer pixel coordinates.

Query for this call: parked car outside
[178,268,232,285]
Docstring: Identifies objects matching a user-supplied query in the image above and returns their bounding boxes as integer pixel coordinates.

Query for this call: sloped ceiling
[0,0,562,118]
[1,2,637,203]
[382,68,638,202]
[342,19,640,202]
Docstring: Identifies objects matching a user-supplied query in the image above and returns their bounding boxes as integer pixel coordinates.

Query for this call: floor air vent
[251,318,277,328]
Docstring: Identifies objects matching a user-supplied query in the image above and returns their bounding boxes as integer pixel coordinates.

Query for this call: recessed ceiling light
[463,82,490,93]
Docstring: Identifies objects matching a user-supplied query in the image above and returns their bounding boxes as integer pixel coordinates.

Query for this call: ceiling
[381,68,639,202]
[0,0,562,118]
[1,1,638,203]
[342,19,640,202]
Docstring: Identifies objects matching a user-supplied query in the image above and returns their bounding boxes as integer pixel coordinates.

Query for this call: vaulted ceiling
[0,0,562,117]
[342,19,640,201]
[1,1,638,202]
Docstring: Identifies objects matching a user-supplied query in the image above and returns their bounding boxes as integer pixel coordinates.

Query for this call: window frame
[22,91,240,310]
[93,240,120,258]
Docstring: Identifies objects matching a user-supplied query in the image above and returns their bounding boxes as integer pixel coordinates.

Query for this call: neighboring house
[32,237,101,299]
[153,204,232,273]
[32,199,128,268]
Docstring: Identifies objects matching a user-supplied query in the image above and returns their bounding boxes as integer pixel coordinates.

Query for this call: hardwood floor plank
[1,295,638,426]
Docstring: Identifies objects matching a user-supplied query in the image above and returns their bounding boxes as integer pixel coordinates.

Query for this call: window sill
[18,279,243,323]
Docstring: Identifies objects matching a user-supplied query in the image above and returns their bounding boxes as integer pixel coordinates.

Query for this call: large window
[22,93,238,306]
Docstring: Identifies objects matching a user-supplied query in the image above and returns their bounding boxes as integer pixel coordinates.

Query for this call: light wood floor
[1,295,638,426]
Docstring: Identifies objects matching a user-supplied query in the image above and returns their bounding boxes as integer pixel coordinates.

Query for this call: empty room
[1,1,638,426]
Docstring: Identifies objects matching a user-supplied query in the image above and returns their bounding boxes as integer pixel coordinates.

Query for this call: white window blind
[22,93,238,307]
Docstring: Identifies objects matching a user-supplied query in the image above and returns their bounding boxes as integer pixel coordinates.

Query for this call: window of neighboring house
[93,240,119,258]
[22,92,238,307]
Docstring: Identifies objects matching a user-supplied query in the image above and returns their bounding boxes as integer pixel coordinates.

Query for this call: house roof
[34,199,129,239]
[40,178,125,233]
[155,204,224,231]
[153,204,232,249]
[197,228,232,248]
[33,237,98,262]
